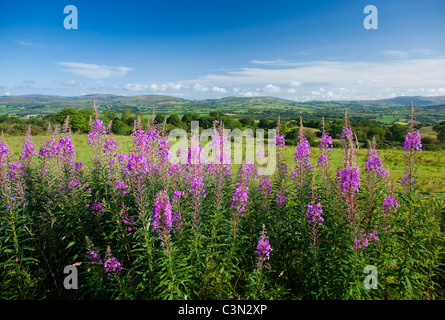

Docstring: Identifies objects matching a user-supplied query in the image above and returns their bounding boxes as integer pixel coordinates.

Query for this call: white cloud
[288,80,303,87]
[264,84,280,93]
[191,57,445,100]
[15,40,45,48]
[61,80,86,89]
[57,62,133,79]
[124,83,149,91]
[193,83,209,92]
[250,58,300,66]
[382,49,434,59]
[212,86,227,93]
[241,91,260,97]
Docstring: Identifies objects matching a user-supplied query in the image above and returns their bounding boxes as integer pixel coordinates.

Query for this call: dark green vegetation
[0,112,444,300]
[0,94,444,151]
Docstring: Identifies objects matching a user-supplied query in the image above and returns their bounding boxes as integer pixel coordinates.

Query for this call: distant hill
[0,94,444,125]
[355,96,445,106]
[1,93,444,108]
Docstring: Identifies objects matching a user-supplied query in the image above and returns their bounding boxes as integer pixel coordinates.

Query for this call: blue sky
[1,0,444,101]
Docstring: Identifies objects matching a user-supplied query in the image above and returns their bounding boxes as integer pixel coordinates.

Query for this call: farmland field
[4,133,445,193]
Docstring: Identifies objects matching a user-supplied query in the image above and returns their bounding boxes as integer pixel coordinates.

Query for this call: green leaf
[66,241,76,249]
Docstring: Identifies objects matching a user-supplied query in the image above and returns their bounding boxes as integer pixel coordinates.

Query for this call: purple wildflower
[87,119,106,145]
[7,162,23,181]
[317,119,333,168]
[258,179,272,195]
[59,136,75,159]
[67,179,82,192]
[275,193,286,207]
[293,139,313,171]
[116,180,130,194]
[103,253,122,277]
[341,127,353,142]
[402,103,422,192]
[336,165,361,197]
[87,250,102,264]
[171,191,186,231]
[403,131,422,152]
[254,225,273,269]
[0,142,9,163]
[122,216,135,231]
[38,138,60,160]
[353,230,378,249]
[189,175,207,199]
[20,128,37,164]
[91,202,104,215]
[103,137,118,154]
[365,138,388,179]
[230,185,249,217]
[152,190,172,233]
[275,134,285,147]
[306,202,324,226]
[380,195,398,213]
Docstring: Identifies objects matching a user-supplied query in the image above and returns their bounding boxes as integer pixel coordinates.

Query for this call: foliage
[0,104,444,300]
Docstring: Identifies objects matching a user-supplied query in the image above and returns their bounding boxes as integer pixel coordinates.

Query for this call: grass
[4,133,445,193]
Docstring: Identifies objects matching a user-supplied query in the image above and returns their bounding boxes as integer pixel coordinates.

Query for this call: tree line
[0,107,444,150]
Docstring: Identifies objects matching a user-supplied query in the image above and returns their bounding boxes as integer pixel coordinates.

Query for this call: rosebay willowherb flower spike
[231,163,249,218]
[0,141,10,165]
[380,194,398,213]
[290,117,313,198]
[365,137,388,179]
[306,201,324,256]
[317,117,333,170]
[20,126,37,167]
[336,110,361,228]
[353,229,378,250]
[103,246,122,277]
[402,101,422,193]
[274,117,287,207]
[208,120,232,178]
[152,190,173,235]
[255,224,273,270]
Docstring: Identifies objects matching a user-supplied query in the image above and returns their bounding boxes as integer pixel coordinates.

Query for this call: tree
[389,123,408,142]
[181,113,200,123]
[112,119,130,135]
[166,114,183,128]
[198,116,215,129]
[220,115,242,130]
[55,108,78,124]
[154,114,166,125]
[433,121,445,142]
[258,118,270,129]
[121,109,132,123]
[69,113,88,133]
[240,116,255,128]
[103,109,117,121]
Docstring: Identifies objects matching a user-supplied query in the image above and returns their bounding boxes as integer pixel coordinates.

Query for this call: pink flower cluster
[353,230,378,249]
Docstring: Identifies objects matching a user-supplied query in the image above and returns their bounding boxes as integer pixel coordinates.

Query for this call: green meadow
[4,132,445,193]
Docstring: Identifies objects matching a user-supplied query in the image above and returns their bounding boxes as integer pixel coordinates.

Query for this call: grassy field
[4,133,445,193]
